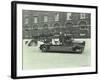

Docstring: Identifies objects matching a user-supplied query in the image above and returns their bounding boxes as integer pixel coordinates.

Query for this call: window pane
[80,13,86,19]
[44,16,48,22]
[55,13,59,21]
[24,18,29,24]
[67,13,72,20]
[34,17,38,23]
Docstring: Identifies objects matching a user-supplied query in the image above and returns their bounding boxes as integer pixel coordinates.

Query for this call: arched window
[65,22,73,28]
[32,25,38,37]
[33,25,38,30]
[79,21,87,30]
[65,22,73,34]
[53,23,60,33]
[78,21,88,38]
[43,24,48,29]
[54,23,60,28]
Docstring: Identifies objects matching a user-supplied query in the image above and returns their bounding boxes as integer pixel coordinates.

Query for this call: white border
[17,3,96,77]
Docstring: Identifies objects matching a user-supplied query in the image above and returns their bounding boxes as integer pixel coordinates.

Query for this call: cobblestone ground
[23,39,91,70]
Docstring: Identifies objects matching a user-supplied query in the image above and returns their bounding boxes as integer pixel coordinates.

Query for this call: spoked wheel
[42,46,47,52]
[40,45,49,52]
[73,46,83,53]
[75,48,82,53]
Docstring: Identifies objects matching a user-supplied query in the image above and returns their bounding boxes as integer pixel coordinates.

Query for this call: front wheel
[75,48,82,53]
[73,46,83,53]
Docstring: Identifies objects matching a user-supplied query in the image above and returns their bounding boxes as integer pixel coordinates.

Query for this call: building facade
[22,10,91,39]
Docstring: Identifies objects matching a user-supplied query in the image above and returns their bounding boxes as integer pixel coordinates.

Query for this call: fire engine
[39,34,85,53]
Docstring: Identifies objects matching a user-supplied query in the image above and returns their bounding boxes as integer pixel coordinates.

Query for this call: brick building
[22,10,91,39]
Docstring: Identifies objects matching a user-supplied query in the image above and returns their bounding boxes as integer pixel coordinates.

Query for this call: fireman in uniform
[64,33,73,45]
[59,32,72,45]
[59,32,63,44]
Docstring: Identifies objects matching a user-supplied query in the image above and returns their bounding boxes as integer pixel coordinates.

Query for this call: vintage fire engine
[39,34,85,53]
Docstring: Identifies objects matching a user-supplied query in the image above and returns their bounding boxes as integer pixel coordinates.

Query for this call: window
[24,18,29,24]
[80,13,86,19]
[34,16,38,23]
[33,25,38,29]
[67,13,72,20]
[44,16,48,22]
[80,26,88,30]
[55,13,59,21]
[80,33,86,36]
[79,21,87,30]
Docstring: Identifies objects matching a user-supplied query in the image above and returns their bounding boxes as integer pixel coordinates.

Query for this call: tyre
[82,41,85,46]
[75,48,82,53]
[73,46,82,53]
[40,45,49,52]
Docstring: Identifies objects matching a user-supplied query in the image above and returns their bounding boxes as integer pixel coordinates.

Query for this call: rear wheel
[40,45,49,52]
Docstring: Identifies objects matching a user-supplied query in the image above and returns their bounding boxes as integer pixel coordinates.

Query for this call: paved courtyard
[23,39,91,70]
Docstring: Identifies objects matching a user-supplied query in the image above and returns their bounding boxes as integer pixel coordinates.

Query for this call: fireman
[64,34,73,45]
[59,32,65,45]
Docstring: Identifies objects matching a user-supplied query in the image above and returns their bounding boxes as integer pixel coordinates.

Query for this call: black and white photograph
[23,10,90,69]
[11,1,97,79]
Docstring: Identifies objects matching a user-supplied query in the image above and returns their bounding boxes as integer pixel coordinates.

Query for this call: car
[39,36,85,53]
